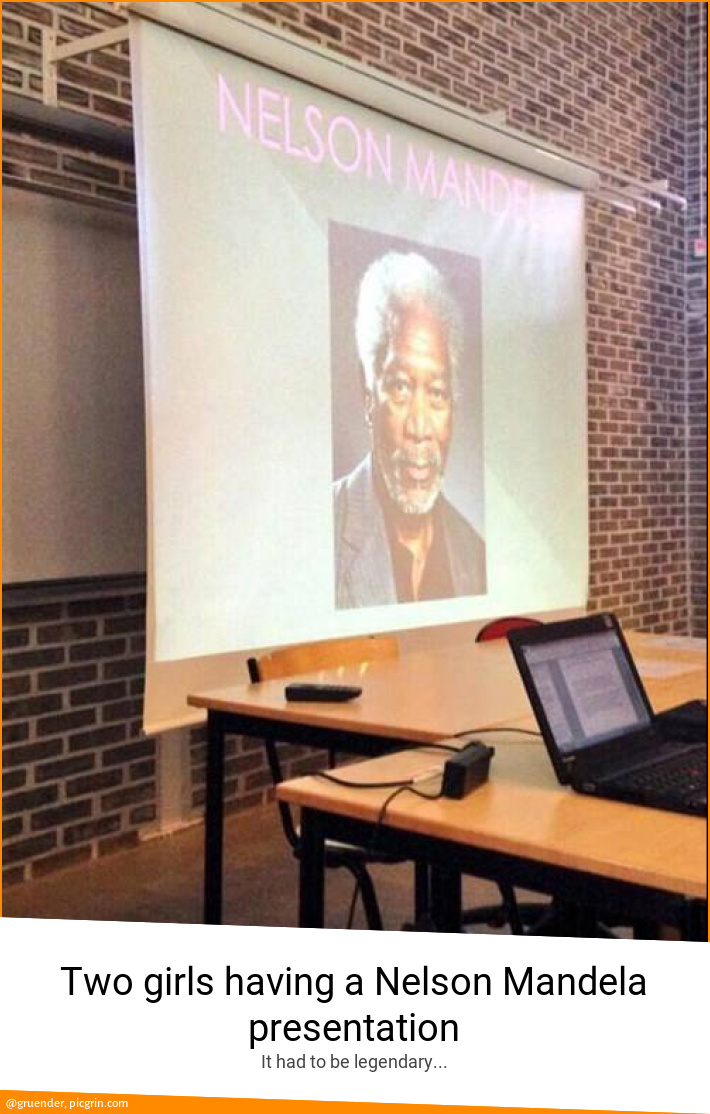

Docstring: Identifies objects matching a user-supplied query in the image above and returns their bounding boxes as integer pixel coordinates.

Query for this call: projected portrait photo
[330,223,486,611]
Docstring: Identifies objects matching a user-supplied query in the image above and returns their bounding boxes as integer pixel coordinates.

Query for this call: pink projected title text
[217,73,537,223]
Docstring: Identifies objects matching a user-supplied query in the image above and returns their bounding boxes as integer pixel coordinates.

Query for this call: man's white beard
[378,446,444,516]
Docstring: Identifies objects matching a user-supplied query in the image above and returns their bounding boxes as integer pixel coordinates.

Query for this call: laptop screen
[518,627,652,754]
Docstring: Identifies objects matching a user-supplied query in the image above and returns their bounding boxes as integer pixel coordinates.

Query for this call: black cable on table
[453,726,541,739]
[345,782,444,930]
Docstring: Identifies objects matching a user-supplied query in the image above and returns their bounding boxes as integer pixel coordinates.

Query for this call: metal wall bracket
[42,24,130,108]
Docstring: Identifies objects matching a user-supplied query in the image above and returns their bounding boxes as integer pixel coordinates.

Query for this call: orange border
[0,1097,701,1114]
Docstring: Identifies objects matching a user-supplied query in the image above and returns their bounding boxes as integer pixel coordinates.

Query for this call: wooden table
[188,634,706,928]
[279,738,707,937]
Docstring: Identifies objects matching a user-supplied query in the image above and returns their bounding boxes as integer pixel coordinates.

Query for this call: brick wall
[188,726,327,815]
[2,1,131,124]
[2,3,141,884]
[1,127,136,203]
[2,585,155,886]
[3,2,707,883]
[2,1,135,204]
[686,3,707,637]
[1,584,317,886]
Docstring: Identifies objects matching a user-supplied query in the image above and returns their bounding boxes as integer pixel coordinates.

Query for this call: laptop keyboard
[610,749,707,811]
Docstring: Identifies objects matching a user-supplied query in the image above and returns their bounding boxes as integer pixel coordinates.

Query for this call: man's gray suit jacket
[333,454,486,610]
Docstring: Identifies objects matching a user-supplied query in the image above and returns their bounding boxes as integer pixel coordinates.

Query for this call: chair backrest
[247,633,399,682]
[476,616,543,643]
[246,634,399,854]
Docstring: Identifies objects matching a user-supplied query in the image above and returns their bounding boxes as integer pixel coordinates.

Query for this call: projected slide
[330,224,485,609]
[132,12,589,721]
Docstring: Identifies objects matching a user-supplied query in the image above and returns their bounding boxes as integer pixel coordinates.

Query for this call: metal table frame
[202,708,707,939]
[297,804,708,940]
[202,708,418,924]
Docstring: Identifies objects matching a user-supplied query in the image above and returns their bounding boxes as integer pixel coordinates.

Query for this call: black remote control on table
[284,683,362,702]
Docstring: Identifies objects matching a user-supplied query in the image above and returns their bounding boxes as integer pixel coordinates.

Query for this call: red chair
[476,616,543,642]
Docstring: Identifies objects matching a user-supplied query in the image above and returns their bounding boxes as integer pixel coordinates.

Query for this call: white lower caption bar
[1,917,707,1110]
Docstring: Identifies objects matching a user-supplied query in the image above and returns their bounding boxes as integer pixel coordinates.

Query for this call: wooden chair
[247,634,400,930]
[248,633,398,682]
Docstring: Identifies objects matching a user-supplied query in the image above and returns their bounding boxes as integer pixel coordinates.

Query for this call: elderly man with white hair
[333,250,486,610]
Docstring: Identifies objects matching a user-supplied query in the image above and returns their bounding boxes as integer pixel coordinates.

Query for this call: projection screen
[131,6,588,732]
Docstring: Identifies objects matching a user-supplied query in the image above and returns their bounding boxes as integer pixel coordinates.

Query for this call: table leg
[203,711,226,925]
[632,920,662,940]
[414,860,431,923]
[430,864,462,933]
[680,900,707,942]
[299,808,326,928]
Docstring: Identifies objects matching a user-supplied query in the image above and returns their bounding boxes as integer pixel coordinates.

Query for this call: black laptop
[508,613,707,817]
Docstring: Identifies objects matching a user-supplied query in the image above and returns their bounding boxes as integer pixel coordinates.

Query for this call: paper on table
[636,634,707,652]
[635,658,699,679]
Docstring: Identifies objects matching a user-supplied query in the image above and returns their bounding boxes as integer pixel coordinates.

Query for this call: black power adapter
[441,741,495,800]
